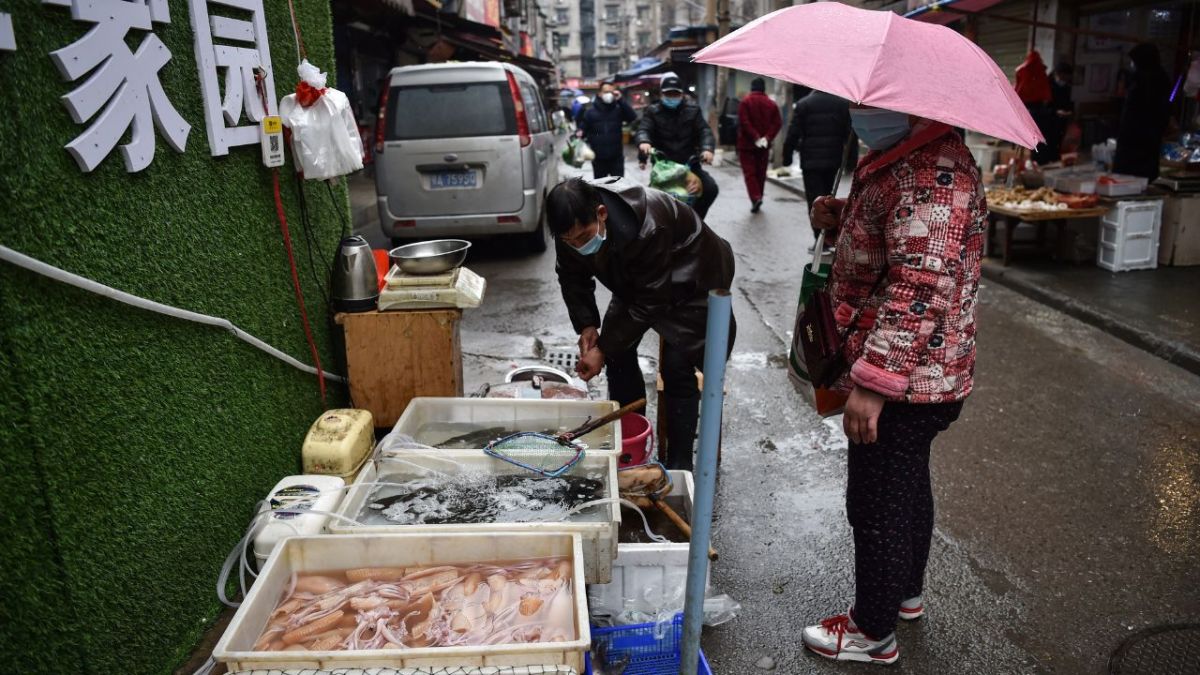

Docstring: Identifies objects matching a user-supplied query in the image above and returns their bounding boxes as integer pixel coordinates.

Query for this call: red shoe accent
[872,648,899,660]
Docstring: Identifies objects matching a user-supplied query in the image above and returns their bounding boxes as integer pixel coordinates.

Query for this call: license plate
[429,170,478,189]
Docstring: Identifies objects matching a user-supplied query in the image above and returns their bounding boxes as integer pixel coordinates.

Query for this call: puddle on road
[1147,442,1200,557]
[728,351,789,371]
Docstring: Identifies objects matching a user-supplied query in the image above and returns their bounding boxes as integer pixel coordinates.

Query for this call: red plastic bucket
[619,413,653,468]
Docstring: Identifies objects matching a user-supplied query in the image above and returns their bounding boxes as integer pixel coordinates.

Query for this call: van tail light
[505,71,532,148]
[393,219,416,229]
[497,216,521,224]
[374,84,390,154]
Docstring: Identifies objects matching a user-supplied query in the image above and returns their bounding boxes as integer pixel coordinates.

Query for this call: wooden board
[988,205,1111,221]
[336,310,464,427]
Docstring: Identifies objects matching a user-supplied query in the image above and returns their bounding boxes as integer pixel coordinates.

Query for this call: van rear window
[387,82,516,140]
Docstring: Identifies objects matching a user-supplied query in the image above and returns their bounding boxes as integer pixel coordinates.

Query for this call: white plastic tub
[213,532,590,672]
[1095,174,1149,197]
[1097,200,1163,272]
[587,471,710,621]
[331,451,620,583]
[392,398,622,455]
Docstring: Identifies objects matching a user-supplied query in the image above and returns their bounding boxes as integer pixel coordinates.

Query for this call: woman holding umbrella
[693,2,1042,665]
[803,108,985,665]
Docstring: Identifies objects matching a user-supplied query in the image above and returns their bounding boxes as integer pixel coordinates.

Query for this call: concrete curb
[981,261,1200,377]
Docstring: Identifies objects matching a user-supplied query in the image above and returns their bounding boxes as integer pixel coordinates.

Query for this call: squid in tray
[253,558,576,652]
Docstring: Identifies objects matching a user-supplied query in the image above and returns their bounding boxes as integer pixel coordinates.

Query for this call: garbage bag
[648,152,700,206]
[280,59,364,180]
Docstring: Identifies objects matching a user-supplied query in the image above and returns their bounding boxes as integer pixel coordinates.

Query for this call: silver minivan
[375,62,557,252]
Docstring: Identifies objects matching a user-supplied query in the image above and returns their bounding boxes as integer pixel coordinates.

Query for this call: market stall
[190,236,731,675]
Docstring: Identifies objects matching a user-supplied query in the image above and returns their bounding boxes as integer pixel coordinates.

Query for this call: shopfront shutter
[976,0,1035,84]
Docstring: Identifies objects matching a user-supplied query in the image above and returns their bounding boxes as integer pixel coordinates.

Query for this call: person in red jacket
[737,78,783,213]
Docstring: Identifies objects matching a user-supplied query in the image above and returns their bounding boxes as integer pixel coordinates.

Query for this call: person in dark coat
[578,83,638,178]
[1041,60,1074,164]
[634,76,719,219]
[737,77,783,213]
[1114,43,1171,181]
[548,176,736,471]
[783,90,853,240]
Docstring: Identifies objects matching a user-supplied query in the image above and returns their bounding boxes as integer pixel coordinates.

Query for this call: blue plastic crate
[585,614,713,675]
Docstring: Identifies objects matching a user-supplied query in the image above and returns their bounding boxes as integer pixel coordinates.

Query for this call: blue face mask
[572,227,606,256]
[849,108,911,150]
[661,96,683,109]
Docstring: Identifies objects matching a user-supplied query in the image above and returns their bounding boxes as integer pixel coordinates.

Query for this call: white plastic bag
[279,60,363,180]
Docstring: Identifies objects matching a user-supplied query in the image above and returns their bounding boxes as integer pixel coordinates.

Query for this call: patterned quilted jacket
[829,121,986,403]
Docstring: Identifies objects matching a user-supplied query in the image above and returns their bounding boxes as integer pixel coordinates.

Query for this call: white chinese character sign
[43,0,191,172]
[0,12,15,51]
[189,0,277,156]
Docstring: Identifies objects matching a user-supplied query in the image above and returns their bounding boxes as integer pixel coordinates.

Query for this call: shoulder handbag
[796,229,888,389]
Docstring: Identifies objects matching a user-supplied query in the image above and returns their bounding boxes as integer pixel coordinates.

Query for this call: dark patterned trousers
[847,400,964,639]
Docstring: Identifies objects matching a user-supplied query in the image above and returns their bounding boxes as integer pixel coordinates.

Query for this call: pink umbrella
[692,2,1043,149]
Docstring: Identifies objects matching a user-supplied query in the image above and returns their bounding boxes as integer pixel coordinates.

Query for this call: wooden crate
[336,310,464,427]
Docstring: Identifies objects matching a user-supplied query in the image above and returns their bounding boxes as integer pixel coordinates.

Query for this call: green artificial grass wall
[0,2,350,673]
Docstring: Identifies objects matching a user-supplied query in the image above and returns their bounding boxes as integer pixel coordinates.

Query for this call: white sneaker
[899,596,924,621]
[802,612,899,665]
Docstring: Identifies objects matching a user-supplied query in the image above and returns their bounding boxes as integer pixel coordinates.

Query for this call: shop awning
[612,57,666,82]
[904,0,1006,25]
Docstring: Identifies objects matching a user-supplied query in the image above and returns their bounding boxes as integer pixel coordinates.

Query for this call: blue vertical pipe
[680,289,732,675]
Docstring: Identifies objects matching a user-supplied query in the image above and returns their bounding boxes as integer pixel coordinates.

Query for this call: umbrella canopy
[692,2,1043,148]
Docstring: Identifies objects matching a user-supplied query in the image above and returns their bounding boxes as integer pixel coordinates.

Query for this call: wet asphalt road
[356,157,1200,673]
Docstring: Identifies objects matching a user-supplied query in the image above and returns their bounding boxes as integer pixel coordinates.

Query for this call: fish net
[230,662,580,667]
[483,433,585,478]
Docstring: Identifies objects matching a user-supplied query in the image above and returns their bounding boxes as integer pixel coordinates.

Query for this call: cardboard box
[335,310,464,427]
[1159,194,1200,266]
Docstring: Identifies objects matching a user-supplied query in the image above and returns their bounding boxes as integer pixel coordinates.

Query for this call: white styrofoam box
[391,398,622,456]
[331,451,620,583]
[253,475,346,564]
[1043,166,1099,193]
[214,532,590,672]
[1053,175,1098,194]
[1095,174,1149,197]
[1097,200,1163,272]
[1159,194,1200,266]
[587,471,709,621]
[228,662,576,667]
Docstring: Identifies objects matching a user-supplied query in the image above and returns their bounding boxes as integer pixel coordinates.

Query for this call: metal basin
[388,239,471,275]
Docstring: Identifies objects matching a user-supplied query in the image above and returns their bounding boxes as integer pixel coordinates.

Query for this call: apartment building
[553,0,671,80]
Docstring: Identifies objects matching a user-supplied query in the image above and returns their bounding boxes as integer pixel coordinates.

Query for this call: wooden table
[335,309,464,428]
[987,205,1111,266]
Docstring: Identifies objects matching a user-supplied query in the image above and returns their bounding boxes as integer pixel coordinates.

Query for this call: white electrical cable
[558,497,670,544]
[0,245,344,384]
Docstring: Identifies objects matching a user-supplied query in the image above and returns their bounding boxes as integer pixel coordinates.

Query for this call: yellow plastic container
[301,409,374,479]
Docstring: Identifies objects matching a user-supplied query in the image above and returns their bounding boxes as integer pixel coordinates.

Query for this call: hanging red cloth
[296,80,327,108]
[1015,51,1052,104]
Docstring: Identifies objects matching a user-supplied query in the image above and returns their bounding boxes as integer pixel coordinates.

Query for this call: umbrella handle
[809,137,856,272]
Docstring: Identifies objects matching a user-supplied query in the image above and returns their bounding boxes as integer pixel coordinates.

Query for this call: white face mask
[600,93,615,104]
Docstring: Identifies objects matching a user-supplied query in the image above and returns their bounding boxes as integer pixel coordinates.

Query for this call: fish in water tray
[363,472,606,526]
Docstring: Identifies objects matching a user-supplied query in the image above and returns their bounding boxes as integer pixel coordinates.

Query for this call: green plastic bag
[561,138,590,168]
[648,152,699,205]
